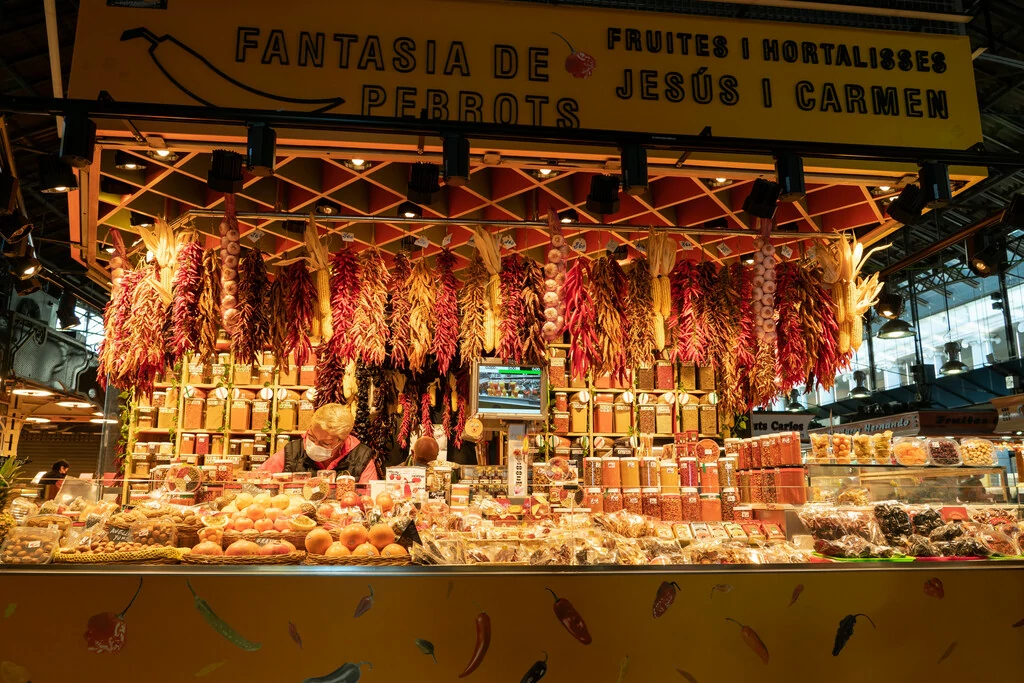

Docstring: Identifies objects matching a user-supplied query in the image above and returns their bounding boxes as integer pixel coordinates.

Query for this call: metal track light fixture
[7,242,41,280]
[620,143,648,196]
[0,214,33,244]
[874,288,904,320]
[850,371,871,399]
[38,155,78,193]
[407,162,440,204]
[774,154,805,202]
[940,341,968,376]
[586,174,620,215]
[60,116,97,168]
[785,389,806,412]
[558,208,579,224]
[0,173,19,216]
[886,184,926,225]
[442,133,470,186]
[246,123,276,177]
[742,178,782,219]
[56,290,81,330]
[398,201,423,219]
[114,150,146,171]
[919,161,952,208]
[207,150,244,193]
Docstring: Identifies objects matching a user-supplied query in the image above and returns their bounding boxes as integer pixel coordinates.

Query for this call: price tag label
[500,234,517,249]
[604,238,619,252]
[254,536,277,547]
[137,528,150,537]
[340,232,355,242]
[571,238,587,253]
[414,236,430,248]
[680,241,694,250]
[716,243,733,256]
[246,230,265,243]
[635,242,647,254]
[241,483,264,497]
[467,236,475,246]
[778,245,793,259]
[442,233,452,247]
[27,540,40,549]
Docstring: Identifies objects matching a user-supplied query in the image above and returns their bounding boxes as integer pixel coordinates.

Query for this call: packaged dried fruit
[852,433,872,462]
[892,437,928,466]
[129,516,177,547]
[871,431,893,464]
[925,437,962,466]
[1,526,61,564]
[809,433,829,462]
[960,438,995,467]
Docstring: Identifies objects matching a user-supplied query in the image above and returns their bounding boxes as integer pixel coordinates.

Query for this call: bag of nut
[0,526,61,564]
[129,516,178,547]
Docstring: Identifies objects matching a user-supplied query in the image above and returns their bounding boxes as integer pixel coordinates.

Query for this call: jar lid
[620,456,639,462]
[659,460,677,467]
[603,488,622,495]
[725,438,740,443]
[699,493,721,500]
[622,487,641,493]
[660,491,680,498]
[583,456,602,462]
[722,487,737,493]
[681,487,698,493]
[584,487,603,494]
[641,487,659,493]
[679,456,696,462]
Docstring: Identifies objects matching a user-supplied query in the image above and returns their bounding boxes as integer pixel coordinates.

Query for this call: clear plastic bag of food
[929,521,967,542]
[593,510,647,538]
[947,536,991,558]
[8,497,38,523]
[925,437,962,466]
[969,506,1018,525]
[974,524,1021,557]
[758,541,810,564]
[902,534,942,557]
[0,526,61,564]
[798,504,883,543]
[960,438,996,467]
[638,537,683,564]
[129,516,177,547]
[836,483,870,507]
[873,501,913,544]
[680,539,755,564]
[892,436,928,466]
[831,434,852,464]
[23,513,73,541]
[910,507,944,536]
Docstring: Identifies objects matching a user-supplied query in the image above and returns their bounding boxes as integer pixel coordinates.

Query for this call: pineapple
[0,456,23,543]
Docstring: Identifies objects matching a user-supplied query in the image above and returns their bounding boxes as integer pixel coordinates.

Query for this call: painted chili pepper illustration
[289,621,303,649]
[725,617,769,664]
[458,605,491,677]
[84,577,143,653]
[552,33,596,79]
[1014,617,1024,628]
[653,581,681,618]
[186,580,261,651]
[615,655,630,683]
[832,614,875,656]
[789,584,804,607]
[546,588,592,644]
[301,661,371,683]
[4,603,15,619]
[447,579,455,600]
[194,662,225,678]
[354,585,375,618]
[923,577,944,599]
[710,583,733,599]
[520,651,548,683]
[676,669,699,683]
[415,638,437,663]
[937,641,957,664]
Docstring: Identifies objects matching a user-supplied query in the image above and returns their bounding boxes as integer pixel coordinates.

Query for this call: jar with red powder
[603,489,623,513]
[699,493,722,522]
[641,488,661,518]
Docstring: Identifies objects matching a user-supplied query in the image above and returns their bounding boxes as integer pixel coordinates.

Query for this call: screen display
[475,365,543,417]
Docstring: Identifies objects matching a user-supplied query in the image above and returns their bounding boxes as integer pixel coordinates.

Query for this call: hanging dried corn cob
[304,215,333,345]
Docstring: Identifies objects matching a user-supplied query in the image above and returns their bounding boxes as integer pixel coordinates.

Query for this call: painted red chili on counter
[546,588,592,645]
[652,581,681,618]
[923,578,944,599]
[458,606,491,677]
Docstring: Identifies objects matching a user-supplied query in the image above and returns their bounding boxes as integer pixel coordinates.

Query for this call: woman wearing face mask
[258,403,379,483]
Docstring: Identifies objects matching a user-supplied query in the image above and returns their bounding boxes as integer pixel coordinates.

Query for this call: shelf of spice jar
[133,427,171,434]
[182,383,228,390]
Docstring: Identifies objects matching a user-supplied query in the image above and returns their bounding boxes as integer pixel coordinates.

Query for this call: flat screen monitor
[471,360,546,421]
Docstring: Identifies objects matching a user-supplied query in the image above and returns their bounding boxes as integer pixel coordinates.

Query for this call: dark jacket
[282,438,377,479]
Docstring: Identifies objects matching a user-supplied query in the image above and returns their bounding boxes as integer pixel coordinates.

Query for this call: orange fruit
[352,543,379,557]
[375,493,394,513]
[274,518,291,532]
[254,519,275,532]
[339,492,359,508]
[317,504,335,520]
[264,507,282,522]
[304,528,333,555]
[325,542,351,557]
[368,523,396,551]
[381,543,407,557]
[245,505,265,521]
[339,523,368,551]
[271,494,291,510]
[233,517,254,532]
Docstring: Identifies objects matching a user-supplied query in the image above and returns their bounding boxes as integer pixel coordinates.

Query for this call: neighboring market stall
[0,0,1022,681]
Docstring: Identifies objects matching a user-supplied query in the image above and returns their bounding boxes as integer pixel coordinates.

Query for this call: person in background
[258,404,378,483]
[39,459,70,499]
[407,435,439,466]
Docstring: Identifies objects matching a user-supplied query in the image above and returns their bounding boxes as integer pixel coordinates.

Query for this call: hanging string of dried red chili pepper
[431,248,460,375]
[328,248,361,364]
[281,261,316,371]
[170,241,203,362]
[389,253,413,369]
[498,253,528,363]
[350,248,391,367]
[563,259,598,382]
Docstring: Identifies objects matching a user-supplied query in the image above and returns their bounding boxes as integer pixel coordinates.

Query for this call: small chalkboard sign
[254,536,277,547]
[108,526,133,543]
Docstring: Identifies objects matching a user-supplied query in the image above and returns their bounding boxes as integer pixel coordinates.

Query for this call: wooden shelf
[133,427,171,434]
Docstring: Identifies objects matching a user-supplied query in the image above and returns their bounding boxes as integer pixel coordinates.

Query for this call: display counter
[0,563,1022,683]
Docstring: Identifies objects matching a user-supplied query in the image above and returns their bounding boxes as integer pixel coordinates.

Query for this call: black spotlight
[0,214,32,244]
[246,124,276,177]
[398,201,423,219]
[1002,193,1024,229]
[314,199,342,216]
[558,208,579,224]
[620,143,648,196]
[774,154,805,202]
[56,290,80,330]
[742,178,782,219]
[919,161,951,208]
[60,116,97,168]
[966,231,1007,277]
[38,155,77,193]
[14,276,41,295]
[407,163,440,203]
[874,290,904,319]
[114,150,146,171]
[442,133,470,187]
[8,244,41,280]
[130,211,154,228]
[704,217,729,230]
[207,149,244,193]
[586,174,620,215]
[0,174,19,216]
[886,184,926,225]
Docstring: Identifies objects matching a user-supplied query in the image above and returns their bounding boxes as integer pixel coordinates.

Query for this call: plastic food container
[548,357,566,388]
[641,488,661,518]
[681,487,700,521]
[620,458,641,488]
[659,460,680,493]
[750,436,763,468]
[660,493,682,521]
[720,487,738,521]
[601,458,621,488]
[831,434,852,464]
[926,437,962,466]
[639,457,659,487]
[871,432,893,464]
[679,457,698,487]
[763,434,781,467]
[0,526,61,564]
[603,489,623,513]
[622,488,642,514]
[852,433,872,462]
[737,439,750,470]
[699,493,722,522]
[583,457,603,487]
[717,457,737,488]
[960,438,996,466]
[777,467,808,505]
[893,436,929,466]
[809,433,829,462]
[699,461,719,494]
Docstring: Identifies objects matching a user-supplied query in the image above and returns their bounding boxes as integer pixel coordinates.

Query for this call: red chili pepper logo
[546,588,591,644]
[652,581,681,619]
[552,33,596,79]
[923,578,944,599]
[84,578,143,654]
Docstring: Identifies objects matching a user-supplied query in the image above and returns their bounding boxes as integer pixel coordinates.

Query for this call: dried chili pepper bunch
[623,257,656,369]
[420,389,434,439]
[328,248,361,364]
[351,362,372,443]
[498,253,528,363]
[774,260,807,395]
[350,248,391,367]
[796,266,849,391]
[169,240,204,362]
[458,254,488,365]
[452,369,470,448]
[520,257,548,366]
[563,259,599,382]
[196,249,222,363]
[97,268,144,389]
[388,253,413,369]
[231,249,271,365]
[704,265,749,422]
[121,265,170,398]
[365,365,397,458]
[267,275,289,371]
[590,256,629,384]
[396,380,422,449]
[431,248,460,375]
[669,259,719,363]
[313,344,346,408]
[406,258,436,375]
[280,261,316,370]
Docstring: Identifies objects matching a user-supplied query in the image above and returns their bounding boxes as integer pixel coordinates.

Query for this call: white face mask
[304,438,335,462]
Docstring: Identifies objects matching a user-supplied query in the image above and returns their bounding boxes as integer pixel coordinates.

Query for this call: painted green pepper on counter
[301,661,371,683]
[186,580,261,652]
[520,651,548,683]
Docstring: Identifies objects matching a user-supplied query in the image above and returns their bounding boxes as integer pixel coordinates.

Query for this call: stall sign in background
[0,567,1022,682]
[70,0,981,150]
[750,412,815,440]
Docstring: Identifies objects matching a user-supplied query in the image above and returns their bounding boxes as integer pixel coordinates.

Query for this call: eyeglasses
[305,430,341,450]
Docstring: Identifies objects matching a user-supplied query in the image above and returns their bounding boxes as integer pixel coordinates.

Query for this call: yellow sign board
[70,0,981,149]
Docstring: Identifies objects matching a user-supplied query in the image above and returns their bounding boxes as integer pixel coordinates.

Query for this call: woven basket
[222,528,332,548]
[54,547,187,564]
[176,524,202,548]
[182,551,306,565]
[304,553,411,566]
